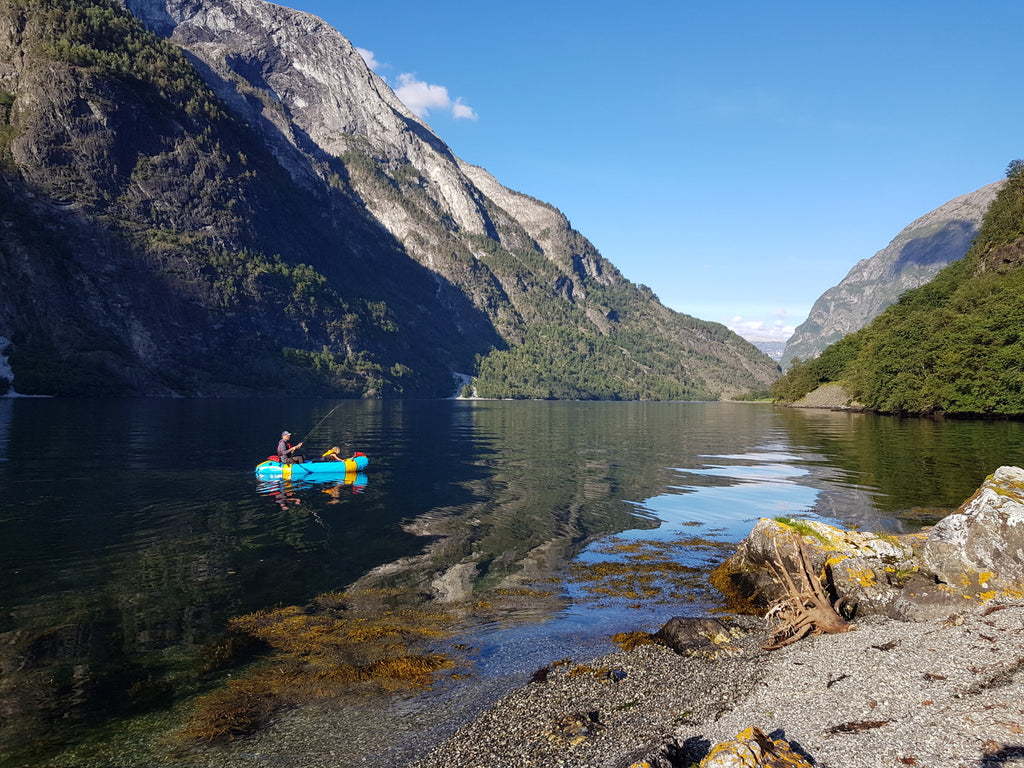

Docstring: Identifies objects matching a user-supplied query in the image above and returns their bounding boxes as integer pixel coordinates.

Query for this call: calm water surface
[2,398,1022,765]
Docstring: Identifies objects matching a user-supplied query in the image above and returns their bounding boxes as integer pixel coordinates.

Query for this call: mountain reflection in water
[1,399,1023,766]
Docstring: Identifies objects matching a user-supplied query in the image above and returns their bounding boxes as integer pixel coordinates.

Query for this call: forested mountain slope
[0,0,778,398]
[772,162,1024,416]
[781,182,1002,368]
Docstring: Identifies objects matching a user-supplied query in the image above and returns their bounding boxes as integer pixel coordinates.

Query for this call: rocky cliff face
[0,0,777,398]
[781,182,1002,368]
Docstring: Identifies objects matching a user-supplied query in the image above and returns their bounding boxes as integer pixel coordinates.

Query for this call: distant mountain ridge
[751,340,786,362]
[0,0,778,398]
[770,165,1024,416]
[781,181,1003,368]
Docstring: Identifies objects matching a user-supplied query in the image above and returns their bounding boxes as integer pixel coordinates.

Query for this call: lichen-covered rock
[713,468,1024,624]
[710,517,916,617]
[923,465,1024,599]
[700,727,813,767]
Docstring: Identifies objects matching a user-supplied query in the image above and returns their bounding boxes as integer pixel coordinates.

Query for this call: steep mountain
[0,0,778,399]
[771,163,1024,416]
[780,182,1002,368]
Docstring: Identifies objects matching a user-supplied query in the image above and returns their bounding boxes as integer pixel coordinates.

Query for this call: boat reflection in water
[256,471,368,510]
[255,451,370,508]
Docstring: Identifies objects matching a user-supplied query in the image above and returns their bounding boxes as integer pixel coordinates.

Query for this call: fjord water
[2,397,1023,765]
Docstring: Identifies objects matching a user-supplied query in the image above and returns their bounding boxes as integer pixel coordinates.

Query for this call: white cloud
[727,314,795,344]
[394,73,477,121]
[356,47,380,71]
[452,97,478,121]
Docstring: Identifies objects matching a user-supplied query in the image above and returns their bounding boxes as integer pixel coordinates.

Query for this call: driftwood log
[762,533,853,650]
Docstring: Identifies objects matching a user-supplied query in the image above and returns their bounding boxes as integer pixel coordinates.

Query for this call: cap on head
[282,431,291,437]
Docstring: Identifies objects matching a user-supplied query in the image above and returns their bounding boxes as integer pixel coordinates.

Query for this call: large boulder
[923,465,1024,598]
[712,468,1024,624]
[710,517,920,618]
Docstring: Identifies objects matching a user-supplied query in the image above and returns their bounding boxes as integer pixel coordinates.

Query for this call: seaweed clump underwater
[180,589,457,742]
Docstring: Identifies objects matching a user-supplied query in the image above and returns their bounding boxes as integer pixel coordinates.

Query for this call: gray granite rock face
[923,465,1024,596]
[123,0,559,264]
[110,0,779,398]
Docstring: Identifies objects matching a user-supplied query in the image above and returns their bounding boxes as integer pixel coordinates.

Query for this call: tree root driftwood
[762,533,854,650]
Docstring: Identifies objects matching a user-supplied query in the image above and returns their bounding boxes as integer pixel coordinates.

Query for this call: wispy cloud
[355,47,380,70]
[394,73,478,121]
[355,48,477,121]
[452,97,478,120]
[728,313,795,343]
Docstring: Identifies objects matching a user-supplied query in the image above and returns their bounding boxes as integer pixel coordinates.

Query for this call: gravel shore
[412,604,1024,768]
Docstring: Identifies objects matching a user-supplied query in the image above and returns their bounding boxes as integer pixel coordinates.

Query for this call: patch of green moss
[774,516,829,544]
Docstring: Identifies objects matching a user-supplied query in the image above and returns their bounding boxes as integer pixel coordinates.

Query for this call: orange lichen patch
[846,566,878,588]
[703,726,813,767]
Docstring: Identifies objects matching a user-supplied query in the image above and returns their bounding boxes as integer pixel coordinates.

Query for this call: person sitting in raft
[322,446,344,461]
[276,431,304,464]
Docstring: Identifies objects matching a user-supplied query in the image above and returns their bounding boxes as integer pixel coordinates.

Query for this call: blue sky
[282,0,1022,344]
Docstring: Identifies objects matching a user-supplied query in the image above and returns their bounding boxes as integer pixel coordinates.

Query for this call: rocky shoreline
[412,467,1024,768]
[412,605,1024,768]
[788,382,864,411]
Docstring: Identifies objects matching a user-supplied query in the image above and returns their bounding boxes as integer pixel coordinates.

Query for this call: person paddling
[276,431,304,464]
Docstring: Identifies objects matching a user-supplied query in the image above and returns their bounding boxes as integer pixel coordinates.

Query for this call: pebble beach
[412,604,1024,768]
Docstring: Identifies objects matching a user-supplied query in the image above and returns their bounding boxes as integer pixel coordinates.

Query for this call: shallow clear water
[2,398,1022,765]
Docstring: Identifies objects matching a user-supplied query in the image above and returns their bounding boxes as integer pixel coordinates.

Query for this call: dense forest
[772,160,1024,416]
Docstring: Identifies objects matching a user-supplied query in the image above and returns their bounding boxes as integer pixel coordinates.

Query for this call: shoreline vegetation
[780,382,1024,421]
[770,162,1024,420]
